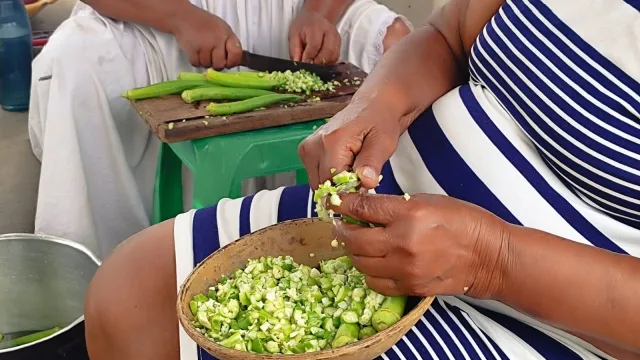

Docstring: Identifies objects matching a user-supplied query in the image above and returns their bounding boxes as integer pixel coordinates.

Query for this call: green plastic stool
[152,119,325,224]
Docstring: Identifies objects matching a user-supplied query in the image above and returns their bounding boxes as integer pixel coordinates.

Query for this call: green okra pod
[0,327,61,350]
[206,94,301,116]
[206,69,280,90]
[181,87,274,104]
[177,72,206,80]
[331,323,360,348]
[122,80,210,100]
[371,296,407,332]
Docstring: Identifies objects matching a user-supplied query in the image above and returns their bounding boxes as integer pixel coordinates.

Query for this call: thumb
[333,192,407,226]
[352,132,397,189]
[289,33,303,62]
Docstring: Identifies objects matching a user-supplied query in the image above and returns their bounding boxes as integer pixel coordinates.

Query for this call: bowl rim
[176,218,434,358]
[0,233,101,353]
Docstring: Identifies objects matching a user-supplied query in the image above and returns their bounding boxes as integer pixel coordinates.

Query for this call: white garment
[28,0,409,258]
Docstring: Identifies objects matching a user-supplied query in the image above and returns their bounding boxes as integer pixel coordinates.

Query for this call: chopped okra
[189,256,405,354]
[268,70,336,95]
[313,170,374,228]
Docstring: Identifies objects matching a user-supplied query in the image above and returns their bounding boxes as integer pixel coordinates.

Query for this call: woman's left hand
[288,11,341,65]
[333,192,511,299]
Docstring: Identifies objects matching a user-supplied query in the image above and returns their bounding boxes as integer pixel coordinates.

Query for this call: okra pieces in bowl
[188,255,407,354]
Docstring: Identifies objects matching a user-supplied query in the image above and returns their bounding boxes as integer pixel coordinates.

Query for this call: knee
[84,261,120,359]
[383,17,412,53]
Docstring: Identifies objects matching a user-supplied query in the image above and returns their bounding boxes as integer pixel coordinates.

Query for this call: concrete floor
[0,0,443,235]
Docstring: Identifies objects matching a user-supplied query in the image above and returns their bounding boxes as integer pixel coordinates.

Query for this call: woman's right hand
[298,95,412,190]
[170,5,243,70]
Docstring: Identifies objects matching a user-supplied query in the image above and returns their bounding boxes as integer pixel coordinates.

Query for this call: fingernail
[357,166,377,182]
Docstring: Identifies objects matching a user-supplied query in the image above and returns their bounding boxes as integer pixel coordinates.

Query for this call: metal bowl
[0,234,101,360]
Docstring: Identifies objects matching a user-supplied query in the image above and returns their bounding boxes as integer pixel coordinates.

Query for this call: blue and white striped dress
[174,0,640,358]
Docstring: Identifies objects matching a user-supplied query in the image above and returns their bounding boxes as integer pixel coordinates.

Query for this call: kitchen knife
[240,51,341,81]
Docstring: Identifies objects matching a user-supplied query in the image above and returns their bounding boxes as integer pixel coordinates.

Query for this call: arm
[300,0,355,25]
[297,0,504,189]
[349,0,504,132]
[497,225,640,355]
[84,0,241,69]
[82,0,196,35]
[289,0,356,64]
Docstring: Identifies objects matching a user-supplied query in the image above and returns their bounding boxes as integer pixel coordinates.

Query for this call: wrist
[167,2,201,36]
[299,0,353,25]
[467,219,514,300]
[351,81,420,132]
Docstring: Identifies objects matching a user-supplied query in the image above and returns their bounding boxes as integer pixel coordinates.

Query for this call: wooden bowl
[177,218,434,360]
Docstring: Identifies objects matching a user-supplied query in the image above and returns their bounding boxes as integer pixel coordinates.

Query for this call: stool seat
[152,120,325,224]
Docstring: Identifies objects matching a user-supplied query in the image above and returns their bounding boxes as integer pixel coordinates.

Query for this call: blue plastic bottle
[0,0,33,112]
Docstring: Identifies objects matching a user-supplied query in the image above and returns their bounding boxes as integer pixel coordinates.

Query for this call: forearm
[496,225,640,353]
[301,0,355,25]
[82,0,195,34]
[352,24,465,128]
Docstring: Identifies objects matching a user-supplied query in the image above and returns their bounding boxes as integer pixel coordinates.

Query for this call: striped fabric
[469,0,640,230]
[174,0,640,359]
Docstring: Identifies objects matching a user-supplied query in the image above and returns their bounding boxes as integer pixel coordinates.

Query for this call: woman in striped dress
[84,0,640,359]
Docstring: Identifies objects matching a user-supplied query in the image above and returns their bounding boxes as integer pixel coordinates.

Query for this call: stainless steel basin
[0,233,101,358]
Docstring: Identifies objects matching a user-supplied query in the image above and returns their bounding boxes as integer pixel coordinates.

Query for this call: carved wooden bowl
[178,218,434,360]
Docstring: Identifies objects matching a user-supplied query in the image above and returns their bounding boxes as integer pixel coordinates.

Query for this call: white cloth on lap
[28,0,406,258]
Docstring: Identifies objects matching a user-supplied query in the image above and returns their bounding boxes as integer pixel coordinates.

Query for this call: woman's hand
[288,10,341,65]
[298,94,413,190]
[170,5,242,69]
[333,192,511,299]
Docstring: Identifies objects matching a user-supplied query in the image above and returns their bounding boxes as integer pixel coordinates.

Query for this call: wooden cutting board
[130,63,367,143]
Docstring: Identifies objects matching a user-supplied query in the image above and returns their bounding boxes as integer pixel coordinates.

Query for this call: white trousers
[28,0,409,258]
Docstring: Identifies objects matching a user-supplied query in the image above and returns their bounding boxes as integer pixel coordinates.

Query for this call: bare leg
[84,219,179,360]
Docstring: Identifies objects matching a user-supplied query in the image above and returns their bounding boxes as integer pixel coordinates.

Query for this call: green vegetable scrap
[359,326,376,340]
[313,170,360,221]
[189,256,405,354]
[313,170,372,227]
[0,327,61,350]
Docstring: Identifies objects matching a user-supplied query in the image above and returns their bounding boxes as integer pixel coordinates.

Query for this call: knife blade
[240,51,341,81]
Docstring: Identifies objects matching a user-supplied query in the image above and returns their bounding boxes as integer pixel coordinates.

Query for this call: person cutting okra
[86,0,640,359]
[27,0,411,259]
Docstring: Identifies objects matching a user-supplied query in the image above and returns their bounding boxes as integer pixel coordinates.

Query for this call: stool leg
[192,138,241,207]
[152,142,183,224]
[295,169,308,185]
